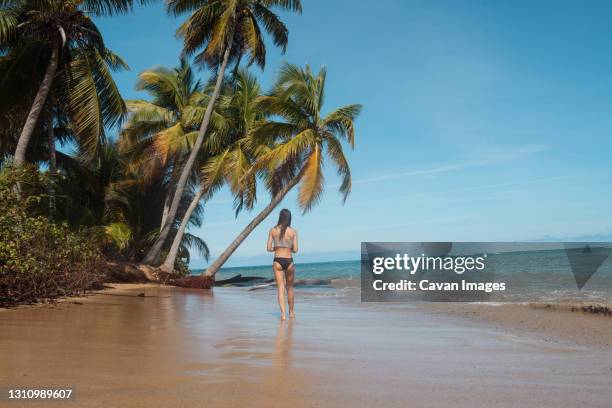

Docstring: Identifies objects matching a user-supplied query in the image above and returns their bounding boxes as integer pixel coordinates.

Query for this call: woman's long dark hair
[277,209,292,240]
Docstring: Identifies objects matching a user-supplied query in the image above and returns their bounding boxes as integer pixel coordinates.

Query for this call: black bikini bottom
[274,257,293,270]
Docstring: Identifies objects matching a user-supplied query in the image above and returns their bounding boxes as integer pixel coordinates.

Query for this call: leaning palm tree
[204,63,361,277]
[159,69,264,273]
[142,0,302,265]
[1,0,139,165]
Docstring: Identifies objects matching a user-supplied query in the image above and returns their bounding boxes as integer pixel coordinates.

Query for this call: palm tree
[159,69,263,273]
[1,0,138,165]
[142,0,302,265]
[204,63,361,277]
[119,58,225,232]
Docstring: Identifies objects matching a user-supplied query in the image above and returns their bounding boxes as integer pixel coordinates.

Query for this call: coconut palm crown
[168,0,302,70]
[256,62,361,212]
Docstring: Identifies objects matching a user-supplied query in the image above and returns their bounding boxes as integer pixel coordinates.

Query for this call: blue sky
[97,0,612,267]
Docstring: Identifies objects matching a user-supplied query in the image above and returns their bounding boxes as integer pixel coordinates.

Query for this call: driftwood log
[214,274,270,286]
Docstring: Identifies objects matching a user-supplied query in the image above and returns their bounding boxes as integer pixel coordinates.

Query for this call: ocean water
[192,260,360,299]
[193,250,612,303]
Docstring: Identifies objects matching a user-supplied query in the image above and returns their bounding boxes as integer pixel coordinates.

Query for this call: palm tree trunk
[14,45,59,166]
[47,111,57,216]
[160,192,172,232]
[160,163,179,232]
[142,43,233,265]
[204,174,302,278]
[159,187,206,272]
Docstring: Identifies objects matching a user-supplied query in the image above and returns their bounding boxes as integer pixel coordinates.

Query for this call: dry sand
[1,284,612,407]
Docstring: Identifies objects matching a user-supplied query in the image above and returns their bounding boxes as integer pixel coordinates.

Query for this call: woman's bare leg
[286,264,295,318]
[273,263,287,320]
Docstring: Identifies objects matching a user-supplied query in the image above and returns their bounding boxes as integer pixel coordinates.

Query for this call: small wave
[247,278,338,291]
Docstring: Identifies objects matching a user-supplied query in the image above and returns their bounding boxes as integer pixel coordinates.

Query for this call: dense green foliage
[0,166,104,306]
[0,0,135,164]
[0,0,361,302]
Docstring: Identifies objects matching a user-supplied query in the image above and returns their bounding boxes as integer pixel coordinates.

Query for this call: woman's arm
[292,230,298,253]
[266,229,274,252]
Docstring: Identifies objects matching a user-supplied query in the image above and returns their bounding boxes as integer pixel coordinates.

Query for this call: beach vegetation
[0,164,104,306]
[0,1,361,300]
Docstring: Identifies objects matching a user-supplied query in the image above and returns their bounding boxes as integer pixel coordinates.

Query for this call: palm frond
[240,12,266,67]
[0,9,17,44]
[82,0,150,17]
[64,51,103,161]
[103,48,130,71]
[322,104,361,147]
[324,133,351,202]
[252,3,288,52]
[63,47,126,161]
[257,128,314,172]
[104,221,133,250]
[297,144,324,212]
[200,148,231,198]
[152,122,185,165]
[260,0,302,13]
[181,232,209,261]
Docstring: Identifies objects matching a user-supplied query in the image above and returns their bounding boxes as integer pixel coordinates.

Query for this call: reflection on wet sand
[273,320,294,370]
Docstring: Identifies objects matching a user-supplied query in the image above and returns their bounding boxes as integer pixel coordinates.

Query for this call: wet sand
[427,302,612,349]
[1,284,612,407]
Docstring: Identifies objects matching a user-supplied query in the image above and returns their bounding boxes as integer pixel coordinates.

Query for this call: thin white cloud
[380,214,479,228]
[353,145,548,185]
[345,174,579,208]
[452,174,573,193]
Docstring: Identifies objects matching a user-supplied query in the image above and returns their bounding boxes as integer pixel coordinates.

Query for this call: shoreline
[0,283,167,311]
[3,283,612,349]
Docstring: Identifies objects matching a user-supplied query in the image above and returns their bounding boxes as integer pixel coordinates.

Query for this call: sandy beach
[1,284,612,408]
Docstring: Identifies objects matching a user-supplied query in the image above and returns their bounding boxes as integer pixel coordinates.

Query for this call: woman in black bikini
[267,209,298,320]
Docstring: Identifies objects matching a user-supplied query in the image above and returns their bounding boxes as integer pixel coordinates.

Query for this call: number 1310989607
[7,389,73,399]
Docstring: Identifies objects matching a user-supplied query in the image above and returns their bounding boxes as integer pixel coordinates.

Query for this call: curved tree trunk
[204,174,302,278]
[47,111,57,216]
[160,162,179,232]
[142,43,233,265]
[160,191,172,232]
[159,187,206,273]
[14,45,59,166]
